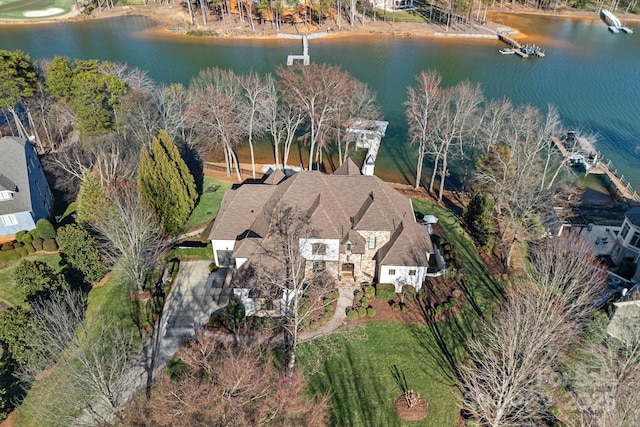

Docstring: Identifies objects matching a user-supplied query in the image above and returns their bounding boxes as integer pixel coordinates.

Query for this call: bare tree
[242,207,335,375]
[239,70,270,179]
[459,236,607,426]
[187,85,243,181]
[429,80,483,202]
[264,75,304,170]
[116,90,162,148]
[404,70,442,190]
[17,290,138,426]
[474,104,567,270]
[277,63,355,170]
[123,332,329,426]
[91,186,168,292]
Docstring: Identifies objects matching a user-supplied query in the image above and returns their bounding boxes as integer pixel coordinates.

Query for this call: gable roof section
[333,158,361,176]
[0,137,33,216]
[378,221,434,267]
[209,184,278,240]
[209,168,418,244]
[263,168,286,185]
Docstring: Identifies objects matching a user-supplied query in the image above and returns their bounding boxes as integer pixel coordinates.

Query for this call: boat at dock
[602,9,633,34]
[499,48,514,54]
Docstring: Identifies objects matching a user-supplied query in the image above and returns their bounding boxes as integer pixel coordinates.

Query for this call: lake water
[1,14,638,188]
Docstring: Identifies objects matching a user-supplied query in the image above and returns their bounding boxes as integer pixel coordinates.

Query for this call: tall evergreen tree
[138,130,198,235]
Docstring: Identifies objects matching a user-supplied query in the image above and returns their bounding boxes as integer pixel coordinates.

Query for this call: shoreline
[2,3,638,42]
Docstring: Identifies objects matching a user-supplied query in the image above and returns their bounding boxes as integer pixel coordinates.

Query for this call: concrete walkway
[300,287,355,341]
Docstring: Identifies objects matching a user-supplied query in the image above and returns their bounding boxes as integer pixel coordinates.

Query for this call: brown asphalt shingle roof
[209,163,433,268]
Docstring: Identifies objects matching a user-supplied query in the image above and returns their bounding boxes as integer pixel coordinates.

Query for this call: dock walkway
[552,136,640,203]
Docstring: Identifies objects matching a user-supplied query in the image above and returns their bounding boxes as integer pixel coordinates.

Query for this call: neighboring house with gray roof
[0,137,53,239]
[209,159,444,292]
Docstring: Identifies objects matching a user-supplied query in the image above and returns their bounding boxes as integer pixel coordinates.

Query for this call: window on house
[312,243,327,255]
[313,261,326,272]
[631,231,640,249]
[388,269,396,276]
[408,270,417,276]
[1,214,17,227]
[0,191,13,201]
[621,223,630,241]
[346,242,352,251]
[368,236,376,249]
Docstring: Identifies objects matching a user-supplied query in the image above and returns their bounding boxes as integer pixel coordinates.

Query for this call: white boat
[499,48,514,54]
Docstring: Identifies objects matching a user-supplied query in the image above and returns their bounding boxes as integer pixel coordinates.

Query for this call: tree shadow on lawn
[408,298,485,391]
[308,345,403,427]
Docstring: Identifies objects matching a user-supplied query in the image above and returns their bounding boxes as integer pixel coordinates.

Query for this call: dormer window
[346,242,352,251]
[0,191,13,201]
[368,236,376,249]
[621,223,630,241]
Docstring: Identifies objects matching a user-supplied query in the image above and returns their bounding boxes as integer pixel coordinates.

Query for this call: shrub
[1,242,14,251]
[364,286,375,298]
[376,283,396,300]
[449,297,458,307]
[32,238,43,251]
[391,302,400,311]
[225,297,245,329]
[15,231,27,243]
[360,302,369,310]
[35,219,56,239]
[208,263,218,272]
[0,250,21,262]
[354,290,363,301]
[403,285,416,301]
[367,307,376,318]
[325,303,333,313]
[346,308,359,321]
[358,306,367,318]
[167,358,189,380]
[24,243,35,255]
[57,225,106,283]
[21,233,33,244]
[401,304,409,313]
[15,247,28,258]
[318,316,329,326]
[12,242,23,249]
[435,304,444,315]
[43,239,57,252]
[309,322,319,330]
[361,296,369,306]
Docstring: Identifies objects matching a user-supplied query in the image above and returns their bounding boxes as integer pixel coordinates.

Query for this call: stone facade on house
[208,159,443,293]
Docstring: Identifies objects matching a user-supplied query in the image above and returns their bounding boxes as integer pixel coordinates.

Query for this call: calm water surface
[1,14,638,187]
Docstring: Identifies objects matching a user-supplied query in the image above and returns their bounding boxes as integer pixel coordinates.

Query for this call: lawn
[298,321,462,426]
[17,271,141,426]
[411,198,503,314]
[185,177,233,229]
[298,198,503,426]
[0,253,62,307]
[0,0,75,20]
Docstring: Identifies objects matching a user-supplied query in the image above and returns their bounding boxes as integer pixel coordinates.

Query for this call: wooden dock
[551,136,640,203]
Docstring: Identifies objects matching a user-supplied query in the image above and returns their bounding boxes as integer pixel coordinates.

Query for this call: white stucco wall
[378,265,427,292]
[211,239,236,266]
[299,238,339,261]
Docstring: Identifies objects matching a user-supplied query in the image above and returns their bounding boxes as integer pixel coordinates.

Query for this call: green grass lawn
[0,253,62,307]
[298,321,462,426]
[411,198,503,314]
[185,177,233,229]
[298,199,503,426]
[17,271,141,426]
[0,0,75,19]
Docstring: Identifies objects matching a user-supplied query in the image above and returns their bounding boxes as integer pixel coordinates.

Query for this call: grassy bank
[185,177,233,229]
[0,253,62,307]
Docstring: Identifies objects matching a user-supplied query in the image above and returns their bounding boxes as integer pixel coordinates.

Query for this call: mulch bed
[394,394,428,422]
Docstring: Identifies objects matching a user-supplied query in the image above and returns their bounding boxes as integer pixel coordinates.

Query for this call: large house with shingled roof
[208,159,445,292]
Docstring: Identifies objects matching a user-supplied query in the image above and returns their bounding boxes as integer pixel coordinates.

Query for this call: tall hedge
[137,130,198,235]
[35,219,56,240]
